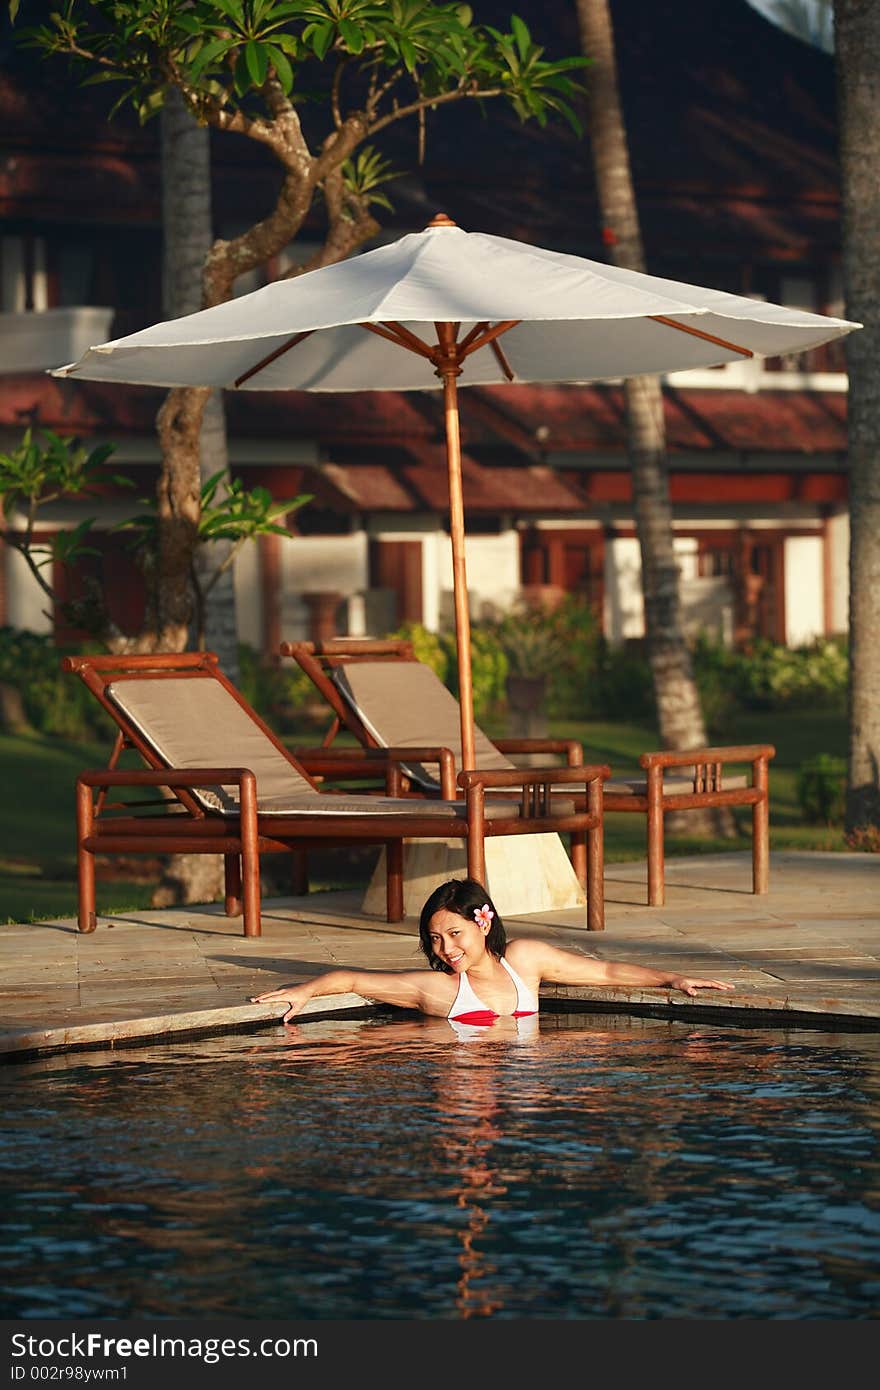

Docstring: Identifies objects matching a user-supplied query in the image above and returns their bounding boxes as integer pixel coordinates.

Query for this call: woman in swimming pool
[250,878,734,1024]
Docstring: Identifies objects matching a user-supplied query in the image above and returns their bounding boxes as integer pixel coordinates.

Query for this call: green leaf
[268,492,312,520]
[338,18,365,54]
[266,43,293,92]
[233,48,252,96]
[188,37,234,82]
[80,71,129,88]
[398,35,417,72]
[510,13,530,61]
[304,19,335,60]
[245,39,269,87]
[271,32,300,56]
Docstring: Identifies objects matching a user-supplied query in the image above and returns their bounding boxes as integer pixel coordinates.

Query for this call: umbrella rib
[362,321,435,359]
[458,322,489,353]
[234,330,316,387]
[459,320,521,359]
[649,315,754,358]
[489,337,515,382]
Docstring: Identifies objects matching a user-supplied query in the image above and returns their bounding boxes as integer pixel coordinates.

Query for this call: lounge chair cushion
[328,661,751,803]
[253,791,567,819]
[107,675,572,819]
[108,676,318,813]
[330,661,512,789]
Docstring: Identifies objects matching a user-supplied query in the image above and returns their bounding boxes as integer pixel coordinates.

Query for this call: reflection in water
[2,1012,880,1319]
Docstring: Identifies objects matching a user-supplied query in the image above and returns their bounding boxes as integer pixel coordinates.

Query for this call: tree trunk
[575,0,731,837]
[160,89,239,678]
[195,390,240,683]
[835,0,880,832]
[156,91,226,905]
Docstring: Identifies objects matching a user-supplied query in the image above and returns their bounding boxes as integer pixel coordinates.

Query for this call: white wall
[604,535,741,645]
[784,534,825,645]
[279,533,368,641]
[4,545,52,633]
[827,511,849,634]
[604,536,644,642]
[435,530,520,627]
[233,539,262,649]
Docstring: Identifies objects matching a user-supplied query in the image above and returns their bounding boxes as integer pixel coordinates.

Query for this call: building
[0,0,850,653]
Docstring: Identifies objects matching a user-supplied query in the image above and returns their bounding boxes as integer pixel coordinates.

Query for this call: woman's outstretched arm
[507,940,735,998]
[251,967,443,1023]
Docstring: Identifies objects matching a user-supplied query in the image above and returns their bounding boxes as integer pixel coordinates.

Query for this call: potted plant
[492,603,568,738]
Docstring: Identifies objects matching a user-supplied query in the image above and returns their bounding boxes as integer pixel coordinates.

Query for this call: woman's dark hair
[418,878,506,972]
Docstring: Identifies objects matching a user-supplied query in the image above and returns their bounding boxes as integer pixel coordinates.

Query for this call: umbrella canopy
[54,214,861,770]
[58,215,858,391]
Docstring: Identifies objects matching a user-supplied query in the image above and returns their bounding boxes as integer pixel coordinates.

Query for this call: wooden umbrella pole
[436,328,476,774]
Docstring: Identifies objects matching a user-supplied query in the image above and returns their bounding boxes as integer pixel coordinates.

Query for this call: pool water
[2,1010,880,1320]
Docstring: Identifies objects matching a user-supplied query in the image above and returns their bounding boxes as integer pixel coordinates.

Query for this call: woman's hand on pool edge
[250,983,311,1023]
[670,976,736,997]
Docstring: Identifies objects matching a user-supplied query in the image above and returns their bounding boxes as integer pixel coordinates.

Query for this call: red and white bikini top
[448,955,539,1025]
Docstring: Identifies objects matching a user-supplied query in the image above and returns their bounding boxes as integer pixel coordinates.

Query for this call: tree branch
[367,83,504,136]
[4,535,57,603]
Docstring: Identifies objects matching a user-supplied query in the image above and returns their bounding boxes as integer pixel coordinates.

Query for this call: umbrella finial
[425,212,457,229]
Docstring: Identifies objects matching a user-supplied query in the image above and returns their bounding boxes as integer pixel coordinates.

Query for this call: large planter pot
[505,673,548,740]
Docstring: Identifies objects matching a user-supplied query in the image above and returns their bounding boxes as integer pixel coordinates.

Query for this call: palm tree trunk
[575,0,730,835]
[835,0,880,832]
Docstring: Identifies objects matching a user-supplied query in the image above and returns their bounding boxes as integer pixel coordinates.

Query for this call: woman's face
[428,907,490,973]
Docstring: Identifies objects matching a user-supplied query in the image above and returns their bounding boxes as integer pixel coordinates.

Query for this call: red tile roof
[0,375,848,516]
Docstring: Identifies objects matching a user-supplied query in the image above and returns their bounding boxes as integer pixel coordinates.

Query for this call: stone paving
[2,850,879,1060]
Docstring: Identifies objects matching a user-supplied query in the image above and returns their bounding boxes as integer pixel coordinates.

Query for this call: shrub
[441,625,508,721]
[0,626,111,741]
[797,753,847,826]
[542,598,604,720]
[597,639,656,722]
[390,622,449,682]
[691,630,740,734]
[490,603,568,680]
[473,597,603,720]
[733,637,848,713]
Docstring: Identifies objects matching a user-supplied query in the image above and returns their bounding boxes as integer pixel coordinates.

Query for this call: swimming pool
[2,1011,879,1319]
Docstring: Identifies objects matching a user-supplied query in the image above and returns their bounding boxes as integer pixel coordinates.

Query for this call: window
[0,234,47,311]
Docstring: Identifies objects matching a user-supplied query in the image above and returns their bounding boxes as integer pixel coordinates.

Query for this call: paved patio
[2,850,879,1061]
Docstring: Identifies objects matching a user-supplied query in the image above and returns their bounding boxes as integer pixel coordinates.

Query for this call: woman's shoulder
[504,938,546,970]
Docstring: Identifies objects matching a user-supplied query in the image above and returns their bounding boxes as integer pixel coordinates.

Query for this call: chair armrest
[458,764,610,791]
[76,767,260,822]
[76,767,257,788]
[638,745,775,794]
[493,738,584,766]
[639,745,775,770]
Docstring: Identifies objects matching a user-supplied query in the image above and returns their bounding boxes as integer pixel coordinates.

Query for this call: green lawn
[0,709,852,924]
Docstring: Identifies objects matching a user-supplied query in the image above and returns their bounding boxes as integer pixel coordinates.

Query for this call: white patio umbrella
[55,213,860,771]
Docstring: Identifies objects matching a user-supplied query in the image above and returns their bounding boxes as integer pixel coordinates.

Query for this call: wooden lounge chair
[63,651,609,936]
[282,637,775,908]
